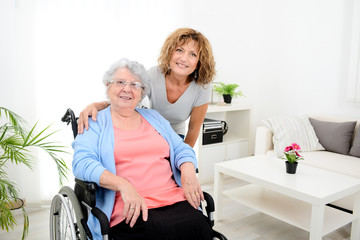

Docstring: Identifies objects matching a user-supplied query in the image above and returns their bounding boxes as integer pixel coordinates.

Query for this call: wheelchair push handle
[61,108,78,138]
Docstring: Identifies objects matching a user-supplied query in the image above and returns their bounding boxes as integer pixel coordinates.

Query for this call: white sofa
[254,115,360,211]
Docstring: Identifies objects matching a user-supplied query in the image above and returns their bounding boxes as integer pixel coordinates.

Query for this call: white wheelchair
[49,108,227,240]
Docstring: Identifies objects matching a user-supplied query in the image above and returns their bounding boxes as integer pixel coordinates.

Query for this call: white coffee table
[214,155,360,240]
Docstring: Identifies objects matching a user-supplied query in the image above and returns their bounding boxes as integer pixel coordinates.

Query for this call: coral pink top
[110,116,186,227]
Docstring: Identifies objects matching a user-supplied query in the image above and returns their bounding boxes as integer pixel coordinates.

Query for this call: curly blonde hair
[158,28,216,85]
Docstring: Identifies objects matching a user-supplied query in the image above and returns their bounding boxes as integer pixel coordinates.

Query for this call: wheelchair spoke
[59,199,76,239]
[50,194,77,239]
[51,194,85,239]
[50,186,86,240]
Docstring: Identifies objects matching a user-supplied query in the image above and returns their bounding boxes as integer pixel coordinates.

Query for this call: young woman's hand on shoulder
[78,101,109,134]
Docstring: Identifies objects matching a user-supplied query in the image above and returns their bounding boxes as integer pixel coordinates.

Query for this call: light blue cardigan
[72,106,197,240]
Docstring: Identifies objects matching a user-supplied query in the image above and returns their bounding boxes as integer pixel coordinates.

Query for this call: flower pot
[223,94,232,104]
[285,161,298,174]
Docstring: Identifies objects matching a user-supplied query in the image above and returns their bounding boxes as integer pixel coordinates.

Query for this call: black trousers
[110,201,212,240]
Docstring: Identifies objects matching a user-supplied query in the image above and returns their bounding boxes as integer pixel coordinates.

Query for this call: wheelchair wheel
[50,186,87,240]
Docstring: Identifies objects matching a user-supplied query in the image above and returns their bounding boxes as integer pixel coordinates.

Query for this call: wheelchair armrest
[74,179,110,238]
[203,191,215,228]
[75,178,98,192]
[74,178,97,209]
[203,192,228,240]
[91,207,110,236]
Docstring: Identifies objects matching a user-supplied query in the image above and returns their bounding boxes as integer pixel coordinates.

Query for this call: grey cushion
[350,129,360,157]
[309,118,356,155]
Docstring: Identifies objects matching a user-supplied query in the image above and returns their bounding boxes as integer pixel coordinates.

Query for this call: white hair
[102,58,150,100]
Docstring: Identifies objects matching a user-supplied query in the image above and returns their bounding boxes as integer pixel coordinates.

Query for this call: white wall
[1,0,359,205]
[186,0,359,118]
[0,0,187,204]
[185,0,360,151]
[0,1,42,205]
[254,0,358,119]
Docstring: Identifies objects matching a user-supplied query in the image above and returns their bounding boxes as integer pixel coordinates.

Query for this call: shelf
[207,103,252,113]
[201,136,248,148]
[197,103,252,183]
[224,184,355,236]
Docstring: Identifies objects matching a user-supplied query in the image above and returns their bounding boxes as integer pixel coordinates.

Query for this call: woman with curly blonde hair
[79,28,216,147]
[158,28,215,85]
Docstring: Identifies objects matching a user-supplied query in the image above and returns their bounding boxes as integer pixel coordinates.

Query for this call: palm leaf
[0,107,28,135]
[0,176,25,233]
[22,123,69,185]
[0,134,33,169]
[0,106,69,238]
[26,124,57,146]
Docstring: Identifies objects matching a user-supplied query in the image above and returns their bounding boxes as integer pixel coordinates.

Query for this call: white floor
[0,177,352,240]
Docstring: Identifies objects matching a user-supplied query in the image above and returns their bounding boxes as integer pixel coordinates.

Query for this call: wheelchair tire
[50,186,87,240]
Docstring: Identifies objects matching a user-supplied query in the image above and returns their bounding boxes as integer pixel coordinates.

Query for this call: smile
[120,96,132,100]
[176,63,188,68]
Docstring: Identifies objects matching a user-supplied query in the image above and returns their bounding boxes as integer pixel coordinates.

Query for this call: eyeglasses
[110,79,144,90]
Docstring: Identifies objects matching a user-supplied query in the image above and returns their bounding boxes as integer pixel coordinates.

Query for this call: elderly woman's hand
[100,170,148,228]
[118,178,148,228]
[180,162,204,209]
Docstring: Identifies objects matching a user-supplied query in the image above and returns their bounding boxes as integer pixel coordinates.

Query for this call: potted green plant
[0,106,69,239]
[213,82,245,104]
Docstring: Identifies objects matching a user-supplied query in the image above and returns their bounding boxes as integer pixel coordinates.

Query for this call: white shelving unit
[197,103,252,183]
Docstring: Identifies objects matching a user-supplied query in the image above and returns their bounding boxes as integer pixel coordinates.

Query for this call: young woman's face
[169,40,199,79]
[107,68,143,111]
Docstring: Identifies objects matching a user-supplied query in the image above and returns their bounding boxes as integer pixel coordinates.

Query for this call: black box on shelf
[202,118,227,145]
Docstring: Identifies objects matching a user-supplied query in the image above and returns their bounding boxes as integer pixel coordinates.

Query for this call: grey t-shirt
[146,66,212,135]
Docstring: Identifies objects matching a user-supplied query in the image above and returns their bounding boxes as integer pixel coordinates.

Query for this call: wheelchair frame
[49,108,227,240]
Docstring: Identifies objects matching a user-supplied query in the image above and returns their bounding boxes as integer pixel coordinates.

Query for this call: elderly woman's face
[107,68,143,110]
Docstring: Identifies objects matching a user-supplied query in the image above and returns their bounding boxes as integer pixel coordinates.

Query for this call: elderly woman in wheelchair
[72,58,213,240]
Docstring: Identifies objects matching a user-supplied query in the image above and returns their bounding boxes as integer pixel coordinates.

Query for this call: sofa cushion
[309,118,356,155]
[350,130,360,157]
[287,150,360,212]
[301,151,360,179]
[263,115,324,157]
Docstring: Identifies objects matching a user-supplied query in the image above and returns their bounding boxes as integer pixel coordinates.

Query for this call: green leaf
[213,82,245,98]
[0,107,28,136]
[0,177,21,233]
[0,106,70,237]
